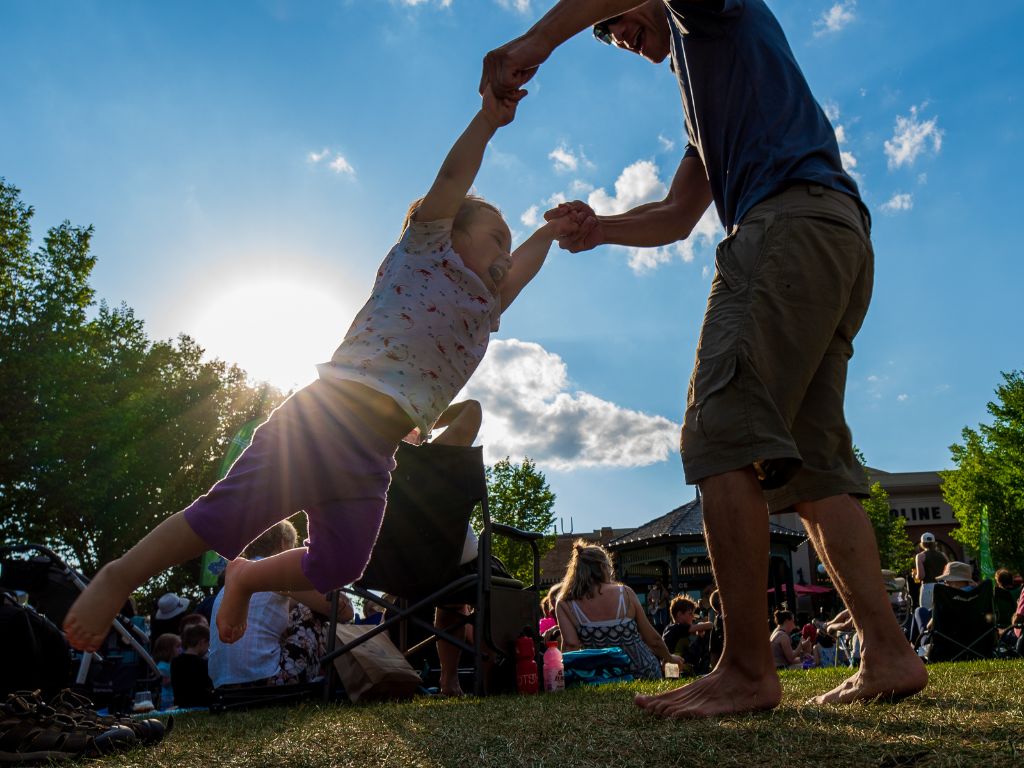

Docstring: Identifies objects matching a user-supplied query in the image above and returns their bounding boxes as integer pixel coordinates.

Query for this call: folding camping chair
[322,441,542,698]
[923,580,997,663]
[0,543,161,711]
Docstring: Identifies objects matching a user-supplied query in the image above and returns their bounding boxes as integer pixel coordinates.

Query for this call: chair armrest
[491,523,543,542]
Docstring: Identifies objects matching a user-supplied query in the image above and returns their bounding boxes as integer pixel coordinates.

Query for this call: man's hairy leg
[635,467,781,718]
[798,494,926,704]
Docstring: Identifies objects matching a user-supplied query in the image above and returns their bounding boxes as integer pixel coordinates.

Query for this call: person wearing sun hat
[150,592,190,639]
[912,532,948,612]
[934,561,977,591]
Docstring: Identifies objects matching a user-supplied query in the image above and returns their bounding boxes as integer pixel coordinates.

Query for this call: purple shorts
[183,379,398,593]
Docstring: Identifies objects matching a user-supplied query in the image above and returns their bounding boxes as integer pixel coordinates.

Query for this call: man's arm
[481,1,647,97]
[547,155,714,252]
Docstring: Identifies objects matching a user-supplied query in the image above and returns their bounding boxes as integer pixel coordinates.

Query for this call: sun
[188,278,355,392]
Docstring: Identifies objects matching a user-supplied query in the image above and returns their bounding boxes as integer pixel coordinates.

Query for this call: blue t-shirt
[666,0,861,231]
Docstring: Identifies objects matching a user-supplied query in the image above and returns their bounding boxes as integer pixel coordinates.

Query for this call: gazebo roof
[608,498,805,548]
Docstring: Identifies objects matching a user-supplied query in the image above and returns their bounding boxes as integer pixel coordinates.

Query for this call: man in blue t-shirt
[482,0,927,718]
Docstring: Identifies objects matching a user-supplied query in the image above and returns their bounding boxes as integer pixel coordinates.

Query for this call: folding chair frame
[319,443,541,700]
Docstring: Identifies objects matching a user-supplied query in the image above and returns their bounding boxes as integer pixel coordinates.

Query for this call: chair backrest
[929,580,996,662]
[357,442,487,599]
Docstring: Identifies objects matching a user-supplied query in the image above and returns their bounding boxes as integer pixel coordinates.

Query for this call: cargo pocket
[684,353,740,447]
[712,215,774,294]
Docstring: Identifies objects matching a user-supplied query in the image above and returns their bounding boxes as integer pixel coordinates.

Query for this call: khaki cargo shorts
[680,184,874,512]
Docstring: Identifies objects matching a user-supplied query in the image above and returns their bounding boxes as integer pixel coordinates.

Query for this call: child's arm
[500,215,576,311]
[415,88,525,224]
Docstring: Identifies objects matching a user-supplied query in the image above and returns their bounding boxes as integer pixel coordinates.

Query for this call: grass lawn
[97,660,1023,768]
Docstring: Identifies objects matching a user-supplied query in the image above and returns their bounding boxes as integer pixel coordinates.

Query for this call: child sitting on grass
[63,81,576,652]
[151,633,180,710]
[171,622,213,708]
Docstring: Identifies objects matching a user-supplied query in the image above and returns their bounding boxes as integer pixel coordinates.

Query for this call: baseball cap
[920,532,936,544]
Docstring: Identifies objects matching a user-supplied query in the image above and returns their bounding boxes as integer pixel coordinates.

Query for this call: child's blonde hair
[243,520,298,559]
[401,195,502,239]
[560,539,615,602]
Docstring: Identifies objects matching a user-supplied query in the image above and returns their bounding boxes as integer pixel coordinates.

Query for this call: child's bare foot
[63,561,134,653]
[635,667,782,719]
[810,650,927,705]
[216,558,256,644]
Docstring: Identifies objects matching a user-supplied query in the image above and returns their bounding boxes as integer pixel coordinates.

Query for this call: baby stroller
[0,543,161,713]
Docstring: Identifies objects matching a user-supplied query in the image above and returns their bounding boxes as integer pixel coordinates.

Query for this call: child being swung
[63,84,575,651]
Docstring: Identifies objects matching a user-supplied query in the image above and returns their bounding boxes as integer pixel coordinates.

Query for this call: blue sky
[4,0,1023,535]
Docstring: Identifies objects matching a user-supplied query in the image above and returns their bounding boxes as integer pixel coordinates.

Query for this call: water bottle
[515,635,539,694]
[542,641,564,692]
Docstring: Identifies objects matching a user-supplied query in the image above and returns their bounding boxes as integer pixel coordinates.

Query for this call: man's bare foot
[216,558,256,644]
[811,652,927,705]
[635,667,782,719]
[63,561,134,653]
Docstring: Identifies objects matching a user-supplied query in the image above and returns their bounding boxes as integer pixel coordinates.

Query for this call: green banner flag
[979,505,995,581]
[199,419,264,588]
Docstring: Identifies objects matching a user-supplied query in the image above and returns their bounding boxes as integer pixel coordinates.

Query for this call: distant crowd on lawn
[134,527,1023,711]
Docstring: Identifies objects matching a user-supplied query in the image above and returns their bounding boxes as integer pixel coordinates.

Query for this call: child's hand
[482,83,526,129]
[544,200,603,252]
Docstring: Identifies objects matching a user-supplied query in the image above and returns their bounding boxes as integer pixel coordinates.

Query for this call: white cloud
[569,179,594,196]
[917,173,928,185]
[881,193,913,213]
[658,134,676,152]
[460,339,679,470]
[884,105,943,169]
[520,204,541,227]
[814,1,856,36]
[397,0,452,7]
[897,393,909,402]
[588,160,667,216]
[840,150,863,186]
[308,149,356,177]
[626,206,722,273]
[328,155,355,176]
[549,144,578,173]
[495,0,531,13]
[834,125,846,144]
[823,102,841,123]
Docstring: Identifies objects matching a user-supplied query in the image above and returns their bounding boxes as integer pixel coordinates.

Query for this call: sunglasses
[592,14,624,45]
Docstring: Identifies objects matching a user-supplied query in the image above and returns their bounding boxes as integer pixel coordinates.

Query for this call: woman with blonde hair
[555,540,683,679]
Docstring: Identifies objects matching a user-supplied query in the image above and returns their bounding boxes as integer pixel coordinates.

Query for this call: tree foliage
[0,179,283,607]
[941,371,1024,573]
[853,447,914,573]
[473,456,556,583]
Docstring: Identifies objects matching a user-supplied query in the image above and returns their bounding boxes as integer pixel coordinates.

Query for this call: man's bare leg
[63,510,208,652]
[635,468,782,718]
[798,495,927,704]
[217,547,318,643]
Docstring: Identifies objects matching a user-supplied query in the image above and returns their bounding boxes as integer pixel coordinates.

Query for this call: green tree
[0,179,283,607]
[473,456,556,583]
[941,371,1024,574]
[853,447,914,573]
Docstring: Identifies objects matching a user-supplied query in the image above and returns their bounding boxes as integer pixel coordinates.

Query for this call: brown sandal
[48,689,170,747]
[0,691,137,763]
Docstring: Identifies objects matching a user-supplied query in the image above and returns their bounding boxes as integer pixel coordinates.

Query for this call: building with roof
[605,496,807,608]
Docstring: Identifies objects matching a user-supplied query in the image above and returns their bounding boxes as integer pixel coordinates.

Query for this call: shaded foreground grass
[97,660,1023,768]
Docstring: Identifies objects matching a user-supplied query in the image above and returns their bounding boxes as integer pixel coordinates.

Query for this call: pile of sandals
[0,689,170,763]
